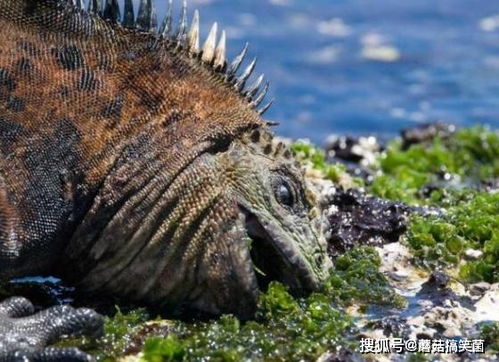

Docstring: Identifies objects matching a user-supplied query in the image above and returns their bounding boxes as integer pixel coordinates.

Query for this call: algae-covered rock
[371,126,499,204]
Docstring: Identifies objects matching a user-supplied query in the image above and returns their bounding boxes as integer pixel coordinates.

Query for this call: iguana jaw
[240,207,319,294]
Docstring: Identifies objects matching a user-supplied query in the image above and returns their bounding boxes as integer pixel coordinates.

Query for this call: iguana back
[0,0,264,275]
[0,0,331,318]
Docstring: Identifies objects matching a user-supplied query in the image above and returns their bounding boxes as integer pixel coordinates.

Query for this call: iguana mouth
[240,208,318,295]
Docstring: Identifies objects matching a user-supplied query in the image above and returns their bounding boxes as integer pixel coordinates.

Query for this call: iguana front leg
[0,297,103,361]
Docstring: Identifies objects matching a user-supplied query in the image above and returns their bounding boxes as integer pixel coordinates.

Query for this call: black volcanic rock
[325,187,412,258]
[401,122,457,149]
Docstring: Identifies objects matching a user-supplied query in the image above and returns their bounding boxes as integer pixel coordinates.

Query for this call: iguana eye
[275,181,294,207]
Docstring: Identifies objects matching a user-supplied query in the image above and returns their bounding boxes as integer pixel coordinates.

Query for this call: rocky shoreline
[299,123,499,361]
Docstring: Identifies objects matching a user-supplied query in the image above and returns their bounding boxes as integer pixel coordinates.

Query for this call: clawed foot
[0,297,103,361]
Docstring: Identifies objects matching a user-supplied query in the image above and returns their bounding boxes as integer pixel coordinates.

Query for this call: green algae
[55,307,151,360]
[406,191,499,283]
[141,284,354,361]
[99,307,152,359]
[143,336,185,362]
[365,126,499,283]
[370,127,499,204]
[70,247,401,361]
[480,322,499,353]
[139,248,400,361]
[324,247,406,308]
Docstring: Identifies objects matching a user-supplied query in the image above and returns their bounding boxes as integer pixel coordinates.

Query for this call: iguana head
[190,128,333,317]
[134,125,332,318]
[72,125,332,319]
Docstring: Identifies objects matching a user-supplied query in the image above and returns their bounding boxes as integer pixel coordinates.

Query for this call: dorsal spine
[70,0,273,115]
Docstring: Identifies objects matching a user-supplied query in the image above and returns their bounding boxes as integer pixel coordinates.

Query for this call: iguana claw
[0,297,103,361]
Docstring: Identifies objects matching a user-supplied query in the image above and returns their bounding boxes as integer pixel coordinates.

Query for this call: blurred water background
[133,0,499,143]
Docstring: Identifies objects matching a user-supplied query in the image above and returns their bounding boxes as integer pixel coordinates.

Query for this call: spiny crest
[70,0,273,115]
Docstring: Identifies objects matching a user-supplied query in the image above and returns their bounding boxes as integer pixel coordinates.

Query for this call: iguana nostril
[315,252,324,266]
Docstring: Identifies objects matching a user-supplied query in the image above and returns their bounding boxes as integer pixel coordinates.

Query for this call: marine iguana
[0,0,332,359]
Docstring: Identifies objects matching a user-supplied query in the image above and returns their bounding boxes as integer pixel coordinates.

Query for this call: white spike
[177,0,188,39]
[252,82,269,107]
[258,99,274,115]
[246,74,264,98]
[188,10,200,53]
[159,0,174,36]
[214,30,226,69]
[235,58,257,91]
[202,22,218,63]
[228,43,249,76]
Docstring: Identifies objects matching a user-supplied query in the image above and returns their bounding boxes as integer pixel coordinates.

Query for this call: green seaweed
[480,322,499,353]
[370,127,499,204]
[99,307,151,359]
[325,247,406,308]
[136,247,403,361]
[140,284,354,361]
[406,191,499,283]
[366,126,499,283]
[54,307,150,360]
[57,247,396,360]
[143,336,186,362]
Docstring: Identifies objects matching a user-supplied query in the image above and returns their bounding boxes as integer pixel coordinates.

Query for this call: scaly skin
[0,297,102,361]
[0,0,332,358]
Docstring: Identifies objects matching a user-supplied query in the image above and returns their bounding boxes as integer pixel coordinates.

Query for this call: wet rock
[416,272,473,309]
[376,242,428,291]
[410,305,475,339]
[325,135,382,165]
[324,187,412,258]
[418,175,464,198]
[317,349,363,362]
[402,294,478,340]
[375,241,499,357]
[123,321,174,356]
[464,248,484,260]
[469,282,491,297]
[367,315,410,338]
[420,175,497,198]
[0,277,76,310]
[472,283,499,323]
[325,135,383,183]
[387,269,409,282]
[481,178,499,193]
[401,122,457,149]
[427,271,451,289]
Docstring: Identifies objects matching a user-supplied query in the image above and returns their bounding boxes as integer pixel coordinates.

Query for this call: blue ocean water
[140,0,499,142]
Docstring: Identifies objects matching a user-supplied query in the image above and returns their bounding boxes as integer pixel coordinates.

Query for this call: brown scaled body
[0,0,331,318]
